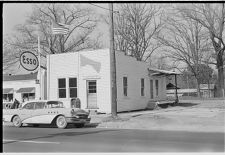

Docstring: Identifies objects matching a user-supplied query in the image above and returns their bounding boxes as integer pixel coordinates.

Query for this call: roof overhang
[3,88,14,94]
[148,68,181,76]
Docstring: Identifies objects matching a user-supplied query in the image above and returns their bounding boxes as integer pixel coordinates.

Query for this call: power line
[89,3,119,14]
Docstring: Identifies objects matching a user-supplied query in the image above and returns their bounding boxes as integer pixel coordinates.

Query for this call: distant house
[47,49,174,113]
[200,84,215,98]
[3,69,47,108]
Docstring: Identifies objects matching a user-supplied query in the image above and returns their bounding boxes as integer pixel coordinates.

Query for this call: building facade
[47,49,168,113]
[3,69,47,108]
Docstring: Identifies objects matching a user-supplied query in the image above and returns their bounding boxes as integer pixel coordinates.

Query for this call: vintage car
[3,100,91,129]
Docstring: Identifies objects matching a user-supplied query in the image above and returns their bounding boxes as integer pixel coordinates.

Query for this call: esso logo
[20,51,39,71]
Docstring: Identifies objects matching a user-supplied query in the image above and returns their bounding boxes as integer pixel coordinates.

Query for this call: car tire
[12,116,22,127]
[56,116,67,129]
[74,123,85,128]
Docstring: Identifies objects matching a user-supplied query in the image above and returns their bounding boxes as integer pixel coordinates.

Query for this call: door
[19,102,35,123]
[87,80,97,109]
[150,80,154,99]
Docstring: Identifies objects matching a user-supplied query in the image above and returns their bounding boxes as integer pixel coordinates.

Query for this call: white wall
[116,52,150,112]
[47,49,111,113]
[47,49,167,113]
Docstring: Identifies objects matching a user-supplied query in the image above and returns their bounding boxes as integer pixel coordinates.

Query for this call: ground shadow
[174,102,199,107]
[21,122,99,129]
[158,102,199,109]
[3,129,117,144]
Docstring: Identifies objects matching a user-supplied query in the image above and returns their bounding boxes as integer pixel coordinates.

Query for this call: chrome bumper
[66,117,91,124]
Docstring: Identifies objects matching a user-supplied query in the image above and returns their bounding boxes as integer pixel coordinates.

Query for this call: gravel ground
[94,99,225,133]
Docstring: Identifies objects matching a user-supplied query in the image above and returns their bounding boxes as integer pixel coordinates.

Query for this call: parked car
[3,100,91,129]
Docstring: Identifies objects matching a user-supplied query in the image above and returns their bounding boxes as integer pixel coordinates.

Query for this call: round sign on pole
[20,51,39,71]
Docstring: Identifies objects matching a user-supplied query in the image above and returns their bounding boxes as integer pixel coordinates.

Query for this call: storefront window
[3,94,13,102]
[22,93,35,102]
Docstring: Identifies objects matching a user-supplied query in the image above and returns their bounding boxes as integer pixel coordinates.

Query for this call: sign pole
[38,34,41,100]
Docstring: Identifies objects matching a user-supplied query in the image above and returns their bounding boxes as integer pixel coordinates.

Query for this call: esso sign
[20,51,39,71]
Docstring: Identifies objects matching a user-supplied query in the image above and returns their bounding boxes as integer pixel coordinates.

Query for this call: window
[88,81,97,93]
[123,77,128,96]
[69,78,77,98]
[22,93,35,102]
[58,78,66,98]
[150,80,153,99]
[141,78,145,96]
[23,102,35,109]
[155,80,159,97]
[35,102,46,109]
[3,94,13,102]
[46,101,64,108]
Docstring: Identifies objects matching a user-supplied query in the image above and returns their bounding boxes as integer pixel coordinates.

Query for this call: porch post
[175,74,179,104]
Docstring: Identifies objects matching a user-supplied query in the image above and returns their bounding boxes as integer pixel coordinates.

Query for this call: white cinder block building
[47,49,168,113]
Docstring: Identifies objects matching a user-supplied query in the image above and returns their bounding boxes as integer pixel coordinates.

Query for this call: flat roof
[3,72,38,81]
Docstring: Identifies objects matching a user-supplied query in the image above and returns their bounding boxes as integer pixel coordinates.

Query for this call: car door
[19,102,35,123]
[32,101,50,124]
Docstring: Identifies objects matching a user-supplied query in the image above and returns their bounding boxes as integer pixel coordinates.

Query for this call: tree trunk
[196,78,201,98]
[216,53,225,97]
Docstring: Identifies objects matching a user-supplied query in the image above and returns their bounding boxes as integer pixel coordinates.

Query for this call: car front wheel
[12,116,22,127]
[56,116,67,129]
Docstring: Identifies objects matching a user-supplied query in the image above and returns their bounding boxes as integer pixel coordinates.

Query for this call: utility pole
[109,3,117,117]
[38,34,42,100]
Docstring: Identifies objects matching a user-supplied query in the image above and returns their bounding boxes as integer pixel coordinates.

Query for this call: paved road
[3,125,224,152]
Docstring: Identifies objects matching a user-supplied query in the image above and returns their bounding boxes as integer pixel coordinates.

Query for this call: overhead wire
[89,3,119,14]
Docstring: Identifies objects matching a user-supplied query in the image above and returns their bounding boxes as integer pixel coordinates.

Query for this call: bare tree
[176,3,225,97]
[3,3,100,71]
[157,7,212,97]
[112,3,163,61]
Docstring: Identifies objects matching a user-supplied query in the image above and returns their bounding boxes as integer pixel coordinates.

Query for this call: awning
[16,87,35,93]
[3,88,14,94]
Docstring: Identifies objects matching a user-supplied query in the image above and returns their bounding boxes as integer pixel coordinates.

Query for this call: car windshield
[46,101,64,108]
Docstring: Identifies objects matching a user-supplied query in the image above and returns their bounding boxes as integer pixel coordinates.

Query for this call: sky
[3,3,110,43]
[3,3,111,74]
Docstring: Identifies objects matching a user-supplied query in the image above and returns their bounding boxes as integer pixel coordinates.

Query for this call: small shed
[200,84,215,98]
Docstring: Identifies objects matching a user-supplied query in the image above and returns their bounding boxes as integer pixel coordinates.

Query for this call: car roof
[22,100,63,105]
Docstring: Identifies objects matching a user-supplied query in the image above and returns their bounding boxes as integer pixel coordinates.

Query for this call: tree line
[3,3,225,97]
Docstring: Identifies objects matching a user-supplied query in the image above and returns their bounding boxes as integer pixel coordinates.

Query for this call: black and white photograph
[2,1,225,153]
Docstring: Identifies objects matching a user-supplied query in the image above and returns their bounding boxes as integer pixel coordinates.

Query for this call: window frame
[88,80,97,94]
[155,79,159,97]
[123,77,128,97]
[3,93,14,102]
[69,77,78,98]
[34,102,46,109]
[58,78,66,98]
[22,102,35,110]
[141,78,145,96]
